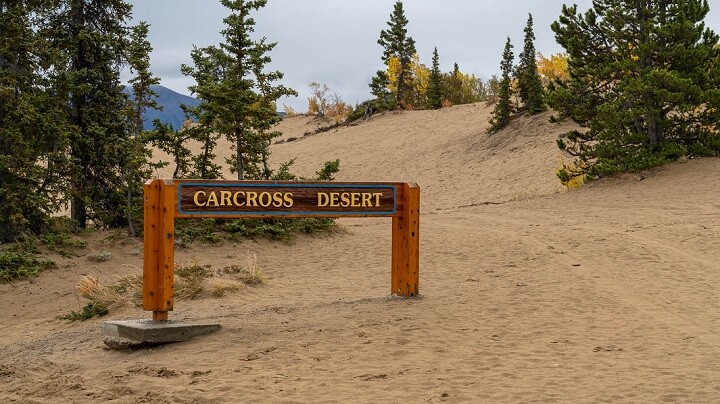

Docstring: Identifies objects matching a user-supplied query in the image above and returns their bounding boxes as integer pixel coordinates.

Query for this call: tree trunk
[236,133,244,180]
[71,195,86,228]
[396,66,406,108]
[262,139,270,179]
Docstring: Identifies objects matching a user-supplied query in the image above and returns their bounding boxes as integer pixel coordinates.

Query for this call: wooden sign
[143,179,420,321]
[176,182,397,217]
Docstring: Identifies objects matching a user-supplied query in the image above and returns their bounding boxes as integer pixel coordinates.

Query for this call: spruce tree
[126,22,160,137]
[550,0,720,181]
[181,0,296,181]
[517,14,545,114]
[488,37,515,133]
[427,47,443,109]
[369,70,393,110]
[446,63,464,106]
[47,0,138,228]
[123,21,162,236]
[0,0,69,241]
[375,1,416,109]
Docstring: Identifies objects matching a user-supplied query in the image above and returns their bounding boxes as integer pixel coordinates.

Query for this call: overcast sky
[124,0,720,112]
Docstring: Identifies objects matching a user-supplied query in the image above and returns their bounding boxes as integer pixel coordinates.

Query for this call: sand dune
[2,103,720,403]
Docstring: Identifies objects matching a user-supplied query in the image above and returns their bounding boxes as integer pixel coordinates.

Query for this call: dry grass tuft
[63,254,266,320]
[222,253,265,285]
[76,276,128,308]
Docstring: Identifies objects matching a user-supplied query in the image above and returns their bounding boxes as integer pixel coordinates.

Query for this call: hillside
[2,104,720,403]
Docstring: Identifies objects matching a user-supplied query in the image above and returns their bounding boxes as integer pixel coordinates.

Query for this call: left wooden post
[143,179,176,321]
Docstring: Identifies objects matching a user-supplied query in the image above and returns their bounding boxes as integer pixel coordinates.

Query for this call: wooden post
[143,179,176,321]
[391,183,420,297]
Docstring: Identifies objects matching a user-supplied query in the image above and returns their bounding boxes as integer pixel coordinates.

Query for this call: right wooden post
[391,183,420,297]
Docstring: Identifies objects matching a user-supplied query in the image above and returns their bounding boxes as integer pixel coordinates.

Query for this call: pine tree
[0,0,69,241]
[376,1,416,109]
[488,37,515,133]
[181,0,296,180]
[47,0,138,228]
[427,47,443,109]
[549,0,720,182]
[517,14,545,114]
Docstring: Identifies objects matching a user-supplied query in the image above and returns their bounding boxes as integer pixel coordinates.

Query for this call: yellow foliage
[307,81,350,122]
[327,98,351,123]
[386,56,401,94]
[385,53,429,97]
[556,154,586,189]
[537,52,569,85]
[307,96,320,115]
[412,54,430,97]
[283,104,298,117]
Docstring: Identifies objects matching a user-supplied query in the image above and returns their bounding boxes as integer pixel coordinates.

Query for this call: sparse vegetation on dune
[59,253,266,320]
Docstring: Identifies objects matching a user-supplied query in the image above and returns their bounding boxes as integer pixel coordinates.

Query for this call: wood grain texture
[391,183,420,297]
[142,179,175,316]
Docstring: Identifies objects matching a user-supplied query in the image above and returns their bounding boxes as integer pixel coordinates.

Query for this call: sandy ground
[2,104,720,403]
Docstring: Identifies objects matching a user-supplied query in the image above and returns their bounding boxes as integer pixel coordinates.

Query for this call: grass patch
[175,263,212,300]
[59,275,127,321]
[60,255,266,320]
[0,250,55,284]
[175,255,264,299]
[222,253,264,285]
[58,302,109,321]
[41,232,86,257]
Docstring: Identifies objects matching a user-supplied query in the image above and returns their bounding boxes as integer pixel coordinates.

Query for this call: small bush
[0,251,55,283]
[87,250,112,262]
[41,232,86,257]
[175,219,223,245]
[59,302,109,321]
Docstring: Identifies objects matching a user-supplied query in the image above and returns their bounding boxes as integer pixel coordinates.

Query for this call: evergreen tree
[517,14,545,114]
[123,21,162,236]
[0,0,69,241]
[446,63,463,106]
[375,1,416,109]
[488,37,515,133]
[47,0,137,228]
[145,120,193,179]
[549,0,720,182]
[369,70,394,110]
[181,0,296,181]
[427,47,443,109]
[126,22,160,137]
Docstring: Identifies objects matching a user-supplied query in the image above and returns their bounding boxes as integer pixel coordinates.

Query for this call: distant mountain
[124,85,285,130]
[124,85,200,131]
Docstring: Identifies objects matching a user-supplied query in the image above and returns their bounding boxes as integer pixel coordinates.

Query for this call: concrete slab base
[102,319,221,348]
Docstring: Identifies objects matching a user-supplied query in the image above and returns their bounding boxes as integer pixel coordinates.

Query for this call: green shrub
[41,232,86,257]
[59,302,109,321]
[0,251,55,283]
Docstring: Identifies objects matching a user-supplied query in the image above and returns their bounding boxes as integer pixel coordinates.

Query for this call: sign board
[143,179,420,321]
[177,183,397,216]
